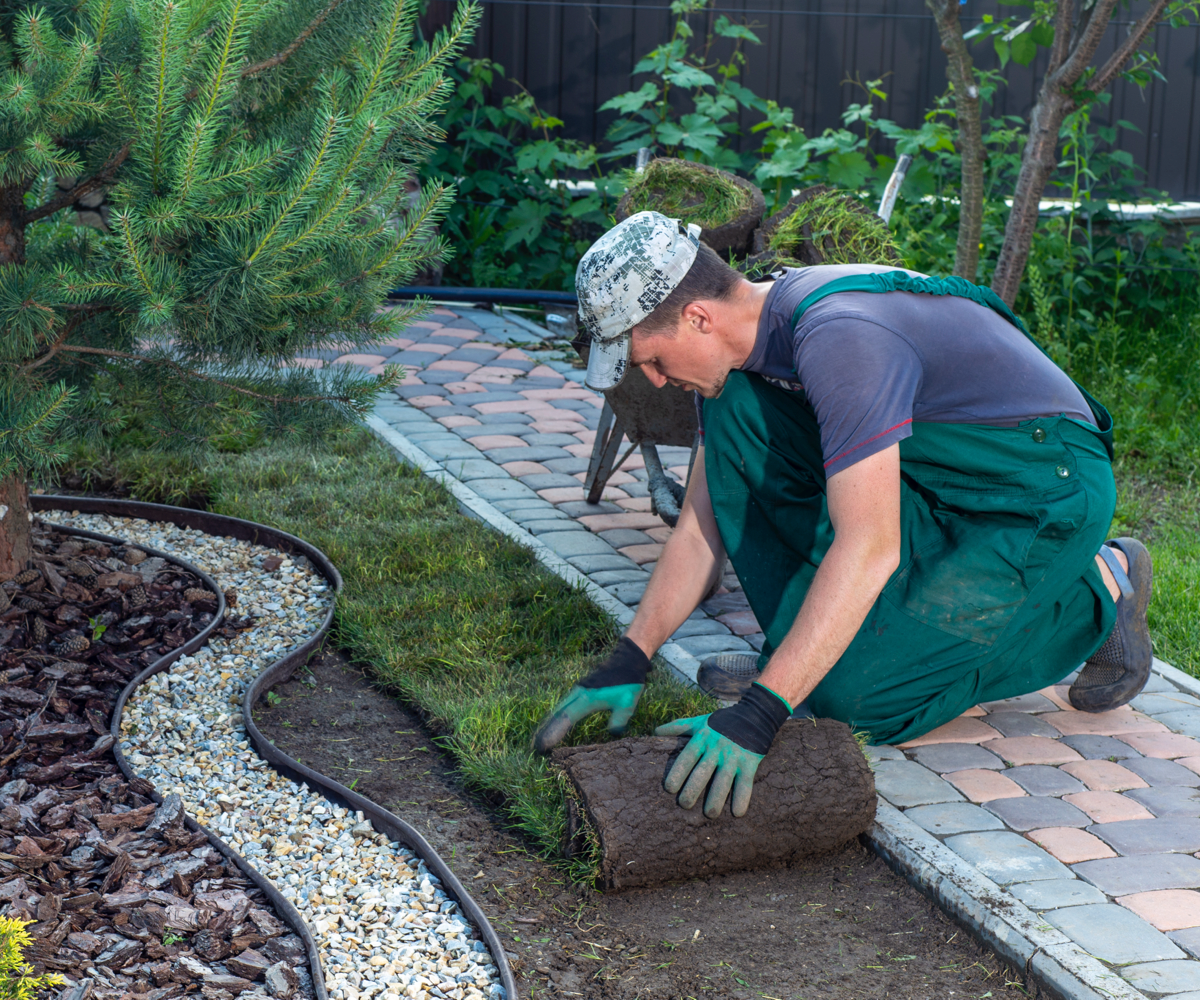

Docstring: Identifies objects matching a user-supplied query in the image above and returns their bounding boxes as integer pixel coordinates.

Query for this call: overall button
[1032,428,1047,443]
[1056,466,1070,478]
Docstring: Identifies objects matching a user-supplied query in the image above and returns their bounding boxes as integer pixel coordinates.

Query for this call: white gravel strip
[40,511,506,1000]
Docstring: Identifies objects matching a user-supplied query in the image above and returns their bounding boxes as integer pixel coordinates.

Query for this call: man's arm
[625,446,726,658]
[757,442,901,704]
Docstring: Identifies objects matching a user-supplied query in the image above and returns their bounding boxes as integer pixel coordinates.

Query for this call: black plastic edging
[32,496,519,1000]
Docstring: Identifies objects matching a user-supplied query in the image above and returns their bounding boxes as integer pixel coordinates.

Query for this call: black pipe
[388,285,578,306]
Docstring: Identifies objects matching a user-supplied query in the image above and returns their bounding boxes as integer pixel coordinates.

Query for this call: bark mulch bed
[256,648,1035,1000]
[0,524,310,1000]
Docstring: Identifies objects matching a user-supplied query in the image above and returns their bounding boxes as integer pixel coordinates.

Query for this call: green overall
[703,272,1117,745]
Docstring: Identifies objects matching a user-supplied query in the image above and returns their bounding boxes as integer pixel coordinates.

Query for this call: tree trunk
[926,0,984,281]
[553,719,876,890]
[990,83,1074,305]
[0,474,33,579]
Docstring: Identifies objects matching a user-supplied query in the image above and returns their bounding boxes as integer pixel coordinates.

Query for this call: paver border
[367,414,1200,1000]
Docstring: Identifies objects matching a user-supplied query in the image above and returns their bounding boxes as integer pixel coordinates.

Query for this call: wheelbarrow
[571,333,699,526]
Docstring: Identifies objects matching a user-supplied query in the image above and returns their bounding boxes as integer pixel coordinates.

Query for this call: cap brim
[585,333,631,391]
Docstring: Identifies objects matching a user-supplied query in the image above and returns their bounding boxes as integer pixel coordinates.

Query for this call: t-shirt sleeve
[795,318,922,477]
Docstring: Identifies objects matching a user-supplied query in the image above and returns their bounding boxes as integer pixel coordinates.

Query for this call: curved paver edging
[364,416,1183,1000]
[32,495,519,1000]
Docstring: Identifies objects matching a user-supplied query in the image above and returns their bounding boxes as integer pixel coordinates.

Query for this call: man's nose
[641,366,668,388]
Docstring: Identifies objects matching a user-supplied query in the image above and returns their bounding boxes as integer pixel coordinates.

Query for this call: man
[534,211,1153,822]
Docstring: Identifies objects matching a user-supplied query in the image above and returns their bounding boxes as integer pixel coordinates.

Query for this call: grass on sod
[206,430,714,881]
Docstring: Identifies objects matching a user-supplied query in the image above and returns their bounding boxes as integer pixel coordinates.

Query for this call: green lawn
[204,431,712,879]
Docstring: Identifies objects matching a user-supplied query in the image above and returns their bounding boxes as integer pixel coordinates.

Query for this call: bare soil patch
[254,649,1033,1000]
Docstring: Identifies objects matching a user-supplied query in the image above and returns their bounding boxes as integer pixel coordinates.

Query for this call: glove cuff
[578,636,652,689]
[709,681,791,755]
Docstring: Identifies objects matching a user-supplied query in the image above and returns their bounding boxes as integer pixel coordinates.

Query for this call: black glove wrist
[578,636,652,688]
[708,682,792,755]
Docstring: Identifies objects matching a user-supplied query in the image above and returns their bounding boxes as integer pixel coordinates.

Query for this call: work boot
[1069,538,1153,713]
[696,653,814,718]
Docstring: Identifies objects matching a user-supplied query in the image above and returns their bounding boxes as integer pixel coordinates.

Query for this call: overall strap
[788,270,1114,460]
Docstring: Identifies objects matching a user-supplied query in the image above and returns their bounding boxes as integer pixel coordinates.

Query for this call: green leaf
[713,16,761,43]
[598,82,658,114]
[1030,22,1054,47]
[663,64,716,89]
[1011,31,1037,65]
[824,151,872,189]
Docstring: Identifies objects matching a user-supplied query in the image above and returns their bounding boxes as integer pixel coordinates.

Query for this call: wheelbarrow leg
[641,443,687,528]
[585,400,626,505]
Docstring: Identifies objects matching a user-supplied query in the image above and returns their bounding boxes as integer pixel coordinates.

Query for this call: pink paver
[365,364,388,374]
[578,513,666,532]
[531,420,588,434]
[468,365,529,379]
[520,388,596,400]
[1038,686,1075,711]
[1118,890,1200,931]
[718,610,762,636]
[668,465,691,480]
[1028,827,1118,864]
[1062,790,1155,824]
[425,359,481,373]
[574,469,635,486]
[646,526,672,543]
[1118,732,1200,758]
[1177,757,1200,777]
[407,395,447,408]
[616,497,655,512]
[470,435,529,450]
[437,415,481,428]
[898,717,1002,748]
[538,486,628,503]
[474,400,558,415]
[527,365,568,380]
[1044,710,1167,738]
[437,328,485,339]
[1060,759,1148,791]
[407,320,444,329]
[292,358,323,369]
[619,543,665,564]
[397,373,424,386]
[466,374,515,385]
[376,336,414,348]
[410,341,455,354]
[445,382,479,393]
[500,461,550,477]
[332,354,389,366]
[961,705,988,718]
[574,430,598,445]
[945,769,1026,802]
[980,737,1083,766]
[497,348,531,361]
[431,308,458,316]
[564,443,594,457]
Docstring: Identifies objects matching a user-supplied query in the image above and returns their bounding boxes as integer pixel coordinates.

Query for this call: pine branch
[241,0,348,78]
[22,142,132,225]
[56,344,395,409]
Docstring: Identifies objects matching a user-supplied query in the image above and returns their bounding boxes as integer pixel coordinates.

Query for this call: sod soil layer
[255,649,1034,1000]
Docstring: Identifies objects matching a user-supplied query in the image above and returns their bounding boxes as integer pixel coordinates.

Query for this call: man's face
[628,308,731,398]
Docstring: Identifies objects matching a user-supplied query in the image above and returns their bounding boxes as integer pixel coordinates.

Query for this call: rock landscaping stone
[1046,903,1184,964]
[909,743,1005,773]
[873,761,965,808]
[1007,879,1106,910]
[1006,765,1085,796]
[41,511,504,1000]
[1090,818,1200,855]
[983,795,1091,832]
[943,831,1072,884]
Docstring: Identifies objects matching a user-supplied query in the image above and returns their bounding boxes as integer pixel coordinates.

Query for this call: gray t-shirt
[701,264,1094,477]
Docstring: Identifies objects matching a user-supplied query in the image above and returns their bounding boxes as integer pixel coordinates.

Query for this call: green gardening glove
[656,681,792,819]
[533,637,652,752]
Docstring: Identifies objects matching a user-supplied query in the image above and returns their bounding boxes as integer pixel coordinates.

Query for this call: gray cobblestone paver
[1045,904,1184,964]
[359,304,1200,990]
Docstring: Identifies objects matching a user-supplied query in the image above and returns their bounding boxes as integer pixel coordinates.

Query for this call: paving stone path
[322,304,1200,998]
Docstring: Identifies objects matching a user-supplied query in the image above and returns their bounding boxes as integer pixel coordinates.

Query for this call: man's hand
[533,637,652,752]
[655,682,792,818]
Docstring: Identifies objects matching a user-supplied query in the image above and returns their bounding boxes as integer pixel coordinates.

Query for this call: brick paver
[355,303,1200,981]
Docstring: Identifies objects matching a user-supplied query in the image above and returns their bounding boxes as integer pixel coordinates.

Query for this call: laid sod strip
[209,434,713,881]
[768,189,900,266]
[622,159,751,229]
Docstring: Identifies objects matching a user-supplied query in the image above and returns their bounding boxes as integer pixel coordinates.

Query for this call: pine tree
[0,0,478,574]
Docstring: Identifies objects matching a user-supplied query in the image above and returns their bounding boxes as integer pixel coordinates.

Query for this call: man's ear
[680,300,713,333]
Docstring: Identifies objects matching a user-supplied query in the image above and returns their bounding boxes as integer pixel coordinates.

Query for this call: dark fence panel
[424,0,1200,200]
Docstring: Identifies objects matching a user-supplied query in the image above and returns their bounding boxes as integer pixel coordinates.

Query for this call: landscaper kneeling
[534,211,1153,821]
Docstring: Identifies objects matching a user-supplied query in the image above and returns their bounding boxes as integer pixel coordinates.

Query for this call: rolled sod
[553,719,876,890]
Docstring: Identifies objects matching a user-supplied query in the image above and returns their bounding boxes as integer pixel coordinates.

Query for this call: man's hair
[636,241,741,335]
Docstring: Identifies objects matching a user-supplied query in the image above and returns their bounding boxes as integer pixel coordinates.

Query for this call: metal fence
[422,0,1200,201]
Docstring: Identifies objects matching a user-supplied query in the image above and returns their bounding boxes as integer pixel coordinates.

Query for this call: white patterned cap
[575,211,702,390]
